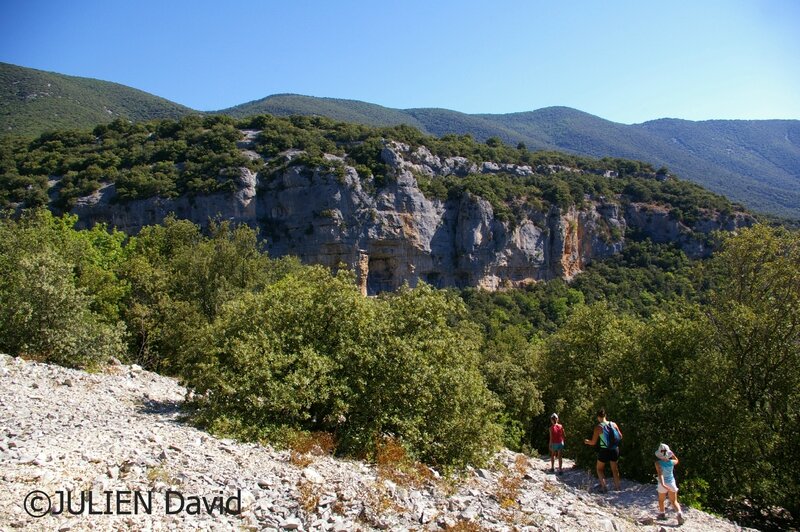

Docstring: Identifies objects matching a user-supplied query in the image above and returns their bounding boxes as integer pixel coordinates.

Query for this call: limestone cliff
[69,137,752,294]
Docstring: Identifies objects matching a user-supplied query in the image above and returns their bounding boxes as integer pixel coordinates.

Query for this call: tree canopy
[0,208,796,527]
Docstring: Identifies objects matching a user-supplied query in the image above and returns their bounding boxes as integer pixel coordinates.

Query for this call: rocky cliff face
[623,202,752,257]
[69,137,752,294]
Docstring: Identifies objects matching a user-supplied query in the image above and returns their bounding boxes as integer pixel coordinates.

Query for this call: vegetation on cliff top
[1,113,738,227]
[0,209,797,527]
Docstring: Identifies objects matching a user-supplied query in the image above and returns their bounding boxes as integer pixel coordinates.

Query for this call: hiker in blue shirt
[655,443,685,525]
[583,408,622,492]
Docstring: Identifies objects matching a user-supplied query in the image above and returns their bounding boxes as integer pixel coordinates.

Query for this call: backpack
[602,421,621,449]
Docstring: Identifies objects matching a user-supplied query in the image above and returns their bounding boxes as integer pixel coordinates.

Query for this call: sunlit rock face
[69,138,751,295]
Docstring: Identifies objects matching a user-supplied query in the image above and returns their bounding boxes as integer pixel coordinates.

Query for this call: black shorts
[597,447,619,463]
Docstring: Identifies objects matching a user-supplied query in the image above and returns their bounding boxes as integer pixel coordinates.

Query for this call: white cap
[550,413,559,420]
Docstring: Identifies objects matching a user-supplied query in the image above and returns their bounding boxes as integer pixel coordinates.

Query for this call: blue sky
[1,0,798,123]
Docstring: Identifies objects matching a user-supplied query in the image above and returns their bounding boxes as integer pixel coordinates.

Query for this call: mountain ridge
[1,62,798,218]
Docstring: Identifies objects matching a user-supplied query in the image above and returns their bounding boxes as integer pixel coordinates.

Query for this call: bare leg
[595,460,606,490]
[668,490,682,514]
[609,461,621,490]
[550,448,555,471]
[658,491,666,513]
[557,450,563,472]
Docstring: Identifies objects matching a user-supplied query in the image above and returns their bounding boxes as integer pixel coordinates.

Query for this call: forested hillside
[0,62,193,137]
[2,62,798,218]
[222,93,428,129]
[0,209,797,529]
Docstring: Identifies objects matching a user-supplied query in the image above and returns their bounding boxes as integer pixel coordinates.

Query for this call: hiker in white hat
[655,443,685,525]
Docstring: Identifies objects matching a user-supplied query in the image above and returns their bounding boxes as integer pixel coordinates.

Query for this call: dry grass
[542,478,561,494]
[290,431,337,455]
[357,480,403,527]
[370,483,400,515]
[494,455,528,510]
[438,473,466,497]
[288,431,336,467]
[375,436,436,488]
[297,478,322,515]
[145,465,175,486]
[331,497,347,516]
[289,451,314,467]
[103,364,127,376]
[491,455,536,528]
[446,520,485,531]
[18,353,47,363]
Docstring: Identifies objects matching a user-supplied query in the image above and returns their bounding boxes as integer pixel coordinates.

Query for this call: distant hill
[222,93,427,129]
[0,62,193,136]
[637,118,800,217]
[2,62,798,217]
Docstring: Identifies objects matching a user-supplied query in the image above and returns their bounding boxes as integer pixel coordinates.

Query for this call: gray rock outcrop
[68,136,752,294]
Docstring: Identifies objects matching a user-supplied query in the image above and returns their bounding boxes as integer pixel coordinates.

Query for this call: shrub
[184,275,502,469]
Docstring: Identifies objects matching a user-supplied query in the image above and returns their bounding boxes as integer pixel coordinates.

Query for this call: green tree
[185,277,502,468]
[480,325,543,449]
[486,136,503,148]
[356,284,502,467]
[695,225,800,515]
[119,217,280,372]
[538,303,641,465]
[0,211,125,368]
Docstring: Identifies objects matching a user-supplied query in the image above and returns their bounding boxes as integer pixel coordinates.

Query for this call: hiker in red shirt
[549,413,565,474]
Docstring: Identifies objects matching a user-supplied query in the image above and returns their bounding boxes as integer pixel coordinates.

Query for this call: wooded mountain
[0,62,192,137]
[2,62,798,218]
[2,65,799,528]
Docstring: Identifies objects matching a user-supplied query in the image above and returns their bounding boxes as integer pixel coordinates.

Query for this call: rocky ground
[0,354,753,531]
